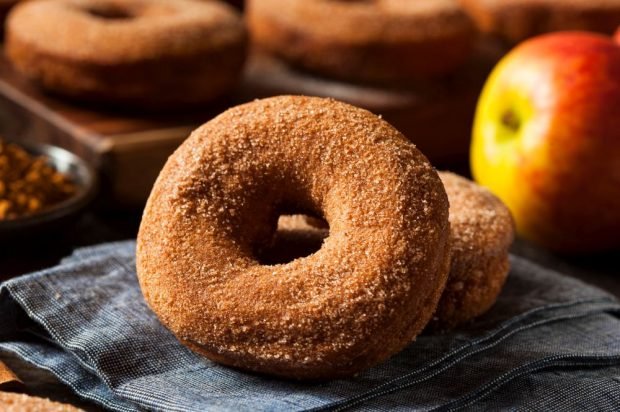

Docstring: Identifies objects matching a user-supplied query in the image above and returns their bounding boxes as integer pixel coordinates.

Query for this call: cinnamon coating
[247,0,476,83]
[429,172,514,330]
[275,172,514,331]
[5,0,247,109]
[458,0,620,43]
[137,95,451,380]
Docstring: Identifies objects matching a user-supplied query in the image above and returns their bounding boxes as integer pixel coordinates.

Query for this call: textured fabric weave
[1,241,620,411]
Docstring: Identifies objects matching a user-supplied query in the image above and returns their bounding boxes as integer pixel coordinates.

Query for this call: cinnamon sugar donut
[459,0,620,43]
[137,95,451,379]
[429,172,514,330]
[247,0,476,83]
[5,0,247,109]
[274,173,514,331]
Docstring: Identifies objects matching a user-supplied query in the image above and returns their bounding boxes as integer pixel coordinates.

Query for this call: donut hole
[83,5,135,20]
[256,214,329,265]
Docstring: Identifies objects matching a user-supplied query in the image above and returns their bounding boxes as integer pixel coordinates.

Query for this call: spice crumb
[0,139,76,220]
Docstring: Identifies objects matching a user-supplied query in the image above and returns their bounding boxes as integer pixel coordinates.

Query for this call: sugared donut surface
[247,0,476,83]
[5,0,247,109]
[137,95,451,380]
[458,0,620,43]
[274,172,515,331]
[429,172,514,330]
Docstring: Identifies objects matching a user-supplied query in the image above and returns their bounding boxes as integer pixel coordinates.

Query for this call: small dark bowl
[0,141,97,242]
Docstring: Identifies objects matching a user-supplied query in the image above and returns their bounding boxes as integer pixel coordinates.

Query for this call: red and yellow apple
[615,26,620,44]
[471,32,620,253]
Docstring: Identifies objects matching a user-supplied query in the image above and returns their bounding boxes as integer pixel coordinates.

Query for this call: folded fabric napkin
[1,241,620,411]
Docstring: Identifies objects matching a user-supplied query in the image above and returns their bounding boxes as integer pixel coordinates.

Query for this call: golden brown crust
[459,0,620,43]
[5,0,247,109]
[429,172,514,330]
[0,392,83,412]
[137,95,451,380]
[247,0,476,82]
[275,172,514,331]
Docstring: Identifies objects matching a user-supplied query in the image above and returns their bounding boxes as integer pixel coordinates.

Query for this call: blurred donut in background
[5,0,247,109]
[247,0,477,83]
[458,0,620,43]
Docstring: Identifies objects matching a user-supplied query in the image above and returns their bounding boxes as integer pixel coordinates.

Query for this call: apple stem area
[501,110,520,133]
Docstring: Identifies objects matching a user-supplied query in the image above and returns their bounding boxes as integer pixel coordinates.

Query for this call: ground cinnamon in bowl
[0,139,76,220]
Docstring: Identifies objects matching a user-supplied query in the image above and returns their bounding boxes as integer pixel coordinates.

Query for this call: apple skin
[471,32,620,253]
[615,27,620,44]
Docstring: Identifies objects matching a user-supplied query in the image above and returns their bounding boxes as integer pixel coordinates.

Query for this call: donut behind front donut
[137,95,451,380]
[429,172,514,330]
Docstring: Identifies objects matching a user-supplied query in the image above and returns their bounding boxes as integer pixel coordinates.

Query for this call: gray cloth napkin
[1,241,620,412]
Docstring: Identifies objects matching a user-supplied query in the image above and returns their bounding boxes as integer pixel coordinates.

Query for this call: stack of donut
[137,95,514,380]
[4,0,248,109]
